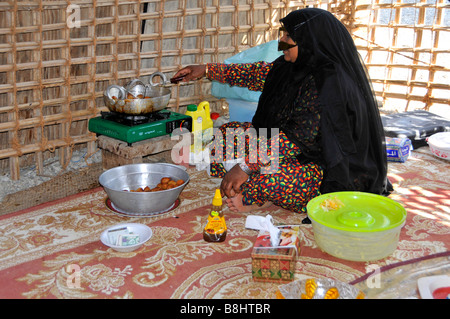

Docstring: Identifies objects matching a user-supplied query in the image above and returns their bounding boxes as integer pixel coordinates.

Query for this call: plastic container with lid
[306,191,407,261]
[427,132,450,161]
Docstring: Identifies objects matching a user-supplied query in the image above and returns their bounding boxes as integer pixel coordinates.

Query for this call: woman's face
[280,30,298,63]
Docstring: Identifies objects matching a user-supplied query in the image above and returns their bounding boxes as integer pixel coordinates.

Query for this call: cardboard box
[386,137,412,162]
[251,225,300,283]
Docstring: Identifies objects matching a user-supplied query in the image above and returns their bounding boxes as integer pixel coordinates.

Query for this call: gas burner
[89,110,192,144]
[101,111,171,126]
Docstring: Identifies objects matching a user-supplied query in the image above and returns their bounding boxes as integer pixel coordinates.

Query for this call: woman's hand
[171,65,207,82]
[220,164,249,198]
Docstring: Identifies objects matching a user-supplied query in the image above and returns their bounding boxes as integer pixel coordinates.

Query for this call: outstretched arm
[172,62,272,93]
[171,64,207,82]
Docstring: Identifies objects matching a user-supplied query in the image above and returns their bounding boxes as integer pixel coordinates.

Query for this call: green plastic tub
[307,192,407,262]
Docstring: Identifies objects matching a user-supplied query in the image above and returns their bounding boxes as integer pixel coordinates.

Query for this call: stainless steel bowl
[99,163,189,215]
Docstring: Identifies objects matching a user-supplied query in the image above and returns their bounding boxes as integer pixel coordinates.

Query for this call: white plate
[100,223,152,252]
[417,275,450,299]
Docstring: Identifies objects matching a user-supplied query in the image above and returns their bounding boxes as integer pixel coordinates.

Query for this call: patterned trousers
[209,121,323,213]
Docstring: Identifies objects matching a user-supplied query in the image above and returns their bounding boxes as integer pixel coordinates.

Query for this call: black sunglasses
[278,26,297,51]
[278,41,297,51]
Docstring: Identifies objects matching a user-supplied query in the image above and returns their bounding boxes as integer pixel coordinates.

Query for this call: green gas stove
[88,110,192,145]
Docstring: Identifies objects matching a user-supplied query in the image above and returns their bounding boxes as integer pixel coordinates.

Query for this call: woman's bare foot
[225,193,272,213]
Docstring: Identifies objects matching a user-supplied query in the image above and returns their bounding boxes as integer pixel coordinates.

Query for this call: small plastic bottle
[203,189,227,242]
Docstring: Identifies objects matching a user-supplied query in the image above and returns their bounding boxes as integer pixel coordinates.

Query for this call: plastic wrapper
[386,137,412,162]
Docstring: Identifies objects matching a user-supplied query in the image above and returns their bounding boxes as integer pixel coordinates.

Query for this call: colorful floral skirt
[209,121,323,213]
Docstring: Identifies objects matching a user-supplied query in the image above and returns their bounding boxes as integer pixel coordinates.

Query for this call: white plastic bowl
[100,223,152,252]
[427,132,450,160]
[310,220,403,262]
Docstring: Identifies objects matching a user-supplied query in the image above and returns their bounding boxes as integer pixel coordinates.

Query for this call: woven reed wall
[353,0,449,113]
[0,0,449,180]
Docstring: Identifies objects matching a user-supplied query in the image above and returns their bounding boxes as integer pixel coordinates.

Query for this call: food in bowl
[99,163,189,215]
[319,196,344,211]
[126,177,185,192]
[307,191,407,261]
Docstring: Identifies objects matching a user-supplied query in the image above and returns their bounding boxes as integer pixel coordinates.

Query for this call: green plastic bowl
[307,192,407,261]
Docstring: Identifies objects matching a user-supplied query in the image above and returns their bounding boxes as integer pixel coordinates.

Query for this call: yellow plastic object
[212,189,222,206]
[185,101,213,156]
[306,192,407,261]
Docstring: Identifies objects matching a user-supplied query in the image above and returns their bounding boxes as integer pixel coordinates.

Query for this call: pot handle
[148,72,168,87]
[105,85,126,100]
[126,79,146,91]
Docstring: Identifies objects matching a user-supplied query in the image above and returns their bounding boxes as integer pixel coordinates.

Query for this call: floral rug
[0,148,449,299]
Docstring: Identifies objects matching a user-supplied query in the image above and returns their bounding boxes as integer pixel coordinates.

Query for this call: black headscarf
[252,8,392,195]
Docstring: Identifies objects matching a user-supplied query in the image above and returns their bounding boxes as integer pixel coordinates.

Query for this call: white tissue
[245,214,281,247]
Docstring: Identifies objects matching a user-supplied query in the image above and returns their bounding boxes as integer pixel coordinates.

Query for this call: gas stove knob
[184,120,193,132]
[182,120,191,128]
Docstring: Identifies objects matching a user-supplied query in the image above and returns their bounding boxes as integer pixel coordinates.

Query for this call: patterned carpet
[0,147,448,299]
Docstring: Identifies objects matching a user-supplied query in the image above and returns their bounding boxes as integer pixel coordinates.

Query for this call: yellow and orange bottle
[203,189,227,242]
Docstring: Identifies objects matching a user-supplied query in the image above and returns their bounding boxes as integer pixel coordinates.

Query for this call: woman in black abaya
[173,8,392,213]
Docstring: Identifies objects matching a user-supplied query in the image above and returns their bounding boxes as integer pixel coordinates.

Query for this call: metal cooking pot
[103,72,171,115]
[99,163,190,215]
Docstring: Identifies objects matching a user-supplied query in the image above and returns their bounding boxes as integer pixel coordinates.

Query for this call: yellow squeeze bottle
[203,189,227,242]
[185,101,213,163]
